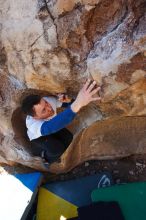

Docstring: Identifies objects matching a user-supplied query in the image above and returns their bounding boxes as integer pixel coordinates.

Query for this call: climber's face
[33,98,54,120]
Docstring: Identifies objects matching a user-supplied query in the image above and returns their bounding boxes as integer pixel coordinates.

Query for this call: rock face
[0,0,146,172]
[49,116,146,173]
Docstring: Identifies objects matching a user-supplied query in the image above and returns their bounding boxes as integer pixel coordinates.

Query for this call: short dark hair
[21,94,41,116]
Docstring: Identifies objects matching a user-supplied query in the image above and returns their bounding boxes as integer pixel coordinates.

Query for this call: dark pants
[30,128,73,163]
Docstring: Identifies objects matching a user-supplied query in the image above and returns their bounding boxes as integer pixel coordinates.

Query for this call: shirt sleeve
[27,120,44,140]
[56,98,62,108]
[41,106,76,136]
[44,96,62,108]
[61,99,75,108]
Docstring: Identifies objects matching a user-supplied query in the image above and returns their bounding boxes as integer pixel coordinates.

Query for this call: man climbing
[21,79,101,165]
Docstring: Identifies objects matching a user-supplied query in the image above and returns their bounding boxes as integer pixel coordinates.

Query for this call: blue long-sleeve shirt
[26,96,76,140]
[41,106,76,136]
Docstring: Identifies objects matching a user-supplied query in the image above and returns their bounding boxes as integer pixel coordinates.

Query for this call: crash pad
[91,181,146,220]
[36,173,111,220]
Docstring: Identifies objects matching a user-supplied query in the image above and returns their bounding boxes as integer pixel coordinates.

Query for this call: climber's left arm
[57,94,75,108]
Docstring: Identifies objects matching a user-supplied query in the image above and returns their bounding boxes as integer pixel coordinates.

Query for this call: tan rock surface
[49,116,146,173]
[0,0,146,172]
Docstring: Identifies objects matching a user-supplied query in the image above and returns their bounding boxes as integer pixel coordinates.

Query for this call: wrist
[71,100,82,113]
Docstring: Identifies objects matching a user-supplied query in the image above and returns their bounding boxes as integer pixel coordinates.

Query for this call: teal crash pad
[91,181,146,220]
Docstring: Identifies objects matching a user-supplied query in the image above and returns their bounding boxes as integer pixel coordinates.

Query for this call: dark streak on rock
[116,53,146,84]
